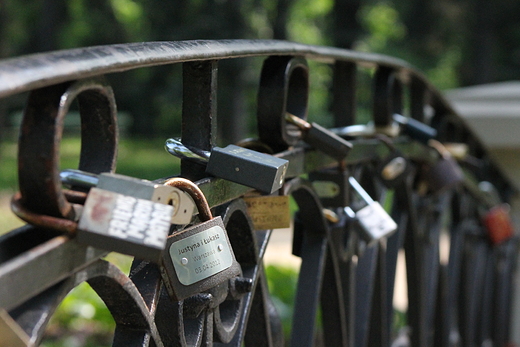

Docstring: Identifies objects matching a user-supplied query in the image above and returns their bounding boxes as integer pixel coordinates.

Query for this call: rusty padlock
[161,177,241,301]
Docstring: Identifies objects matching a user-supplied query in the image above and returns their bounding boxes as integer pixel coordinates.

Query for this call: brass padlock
[243,194,291,230]
[161,177,241,301]
[375,135,412,188]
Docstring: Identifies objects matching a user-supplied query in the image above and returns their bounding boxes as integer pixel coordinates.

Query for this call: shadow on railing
[0,40,517,347]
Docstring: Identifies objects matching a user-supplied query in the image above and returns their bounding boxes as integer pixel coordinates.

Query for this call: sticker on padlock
[483,204,514,245]
[161,177,241,301]
[344,177,397,244]
[165,139,289,194]
[285,112,353,161]
[243,195,291,230]
[61,169,195,225]
[77,188,173,262]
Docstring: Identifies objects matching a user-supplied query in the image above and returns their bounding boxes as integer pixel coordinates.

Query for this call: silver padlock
[161,177,241,301]
[61,169,195,224]
[77,187,173,262]
[344,177,397,244]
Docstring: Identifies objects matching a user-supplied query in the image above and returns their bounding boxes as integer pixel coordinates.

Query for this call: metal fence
[0,40,517,346]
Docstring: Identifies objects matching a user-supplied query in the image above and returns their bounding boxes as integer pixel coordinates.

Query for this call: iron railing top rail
[0,39,430,98]
[0,39,514,196]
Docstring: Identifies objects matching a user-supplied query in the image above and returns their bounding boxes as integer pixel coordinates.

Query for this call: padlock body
[377,152,411,188]
[309,169,349,207]
[206,144,288,194]
[306,122,353,160]
[97,173,195,224]
[244,195,291,229]
[483,204,514,245]
[426,157,464,192]
[77,188,172,262]
[161,216,241,301]
[355,202,397,244]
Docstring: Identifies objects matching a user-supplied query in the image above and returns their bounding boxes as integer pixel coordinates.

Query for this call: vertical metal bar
[181,60,218,180]
[320,252,348,347]
[410,77,427,122]
[367,242,389,347]
[355,245,378,347]
[332,61,356,127]
[290,231,328,347]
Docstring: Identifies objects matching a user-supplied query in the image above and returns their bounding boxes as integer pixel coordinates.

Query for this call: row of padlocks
[11,109,514,309]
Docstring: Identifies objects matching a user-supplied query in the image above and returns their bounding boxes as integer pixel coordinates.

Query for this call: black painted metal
[0,39,517,347]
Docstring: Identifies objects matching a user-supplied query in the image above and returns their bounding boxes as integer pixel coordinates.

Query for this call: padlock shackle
[163,177,212,222]
[285,112,311,131]
[348,177,374,204]
[60,169,99,188]
[165,138,210,164]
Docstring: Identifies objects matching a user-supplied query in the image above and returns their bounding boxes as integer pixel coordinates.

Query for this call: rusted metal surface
[0,40,517,346]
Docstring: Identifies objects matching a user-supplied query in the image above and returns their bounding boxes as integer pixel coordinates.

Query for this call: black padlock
[393,114,437,144]
[285,113,353,160]
[165,138,289,194]
[161,177,241,301]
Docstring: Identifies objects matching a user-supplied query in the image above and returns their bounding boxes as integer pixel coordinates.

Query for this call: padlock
[344,177,397,244]
[284,112,353,160]
[423,139,464,193]
[393,114,437,144]
[61,169,195,224]
[161,177,241,301]
[165,138,289,194]
[77,187,173,262]
[309,168,350,207]
[375,135,412,188]
[243,194,291,230]
[479,181,515,245]
[483,205,514,245]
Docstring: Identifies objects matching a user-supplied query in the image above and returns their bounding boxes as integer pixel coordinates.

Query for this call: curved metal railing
[0,40,517,347]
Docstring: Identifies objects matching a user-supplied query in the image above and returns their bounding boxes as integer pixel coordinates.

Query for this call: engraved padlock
[243,194,291,230]
[61,169,195,224]
[423,139,464,193]
[285,112,353,160]
[161,177,241,301]
[344,177,397,244]
[165,138,289,194]
[77,187,173,262]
